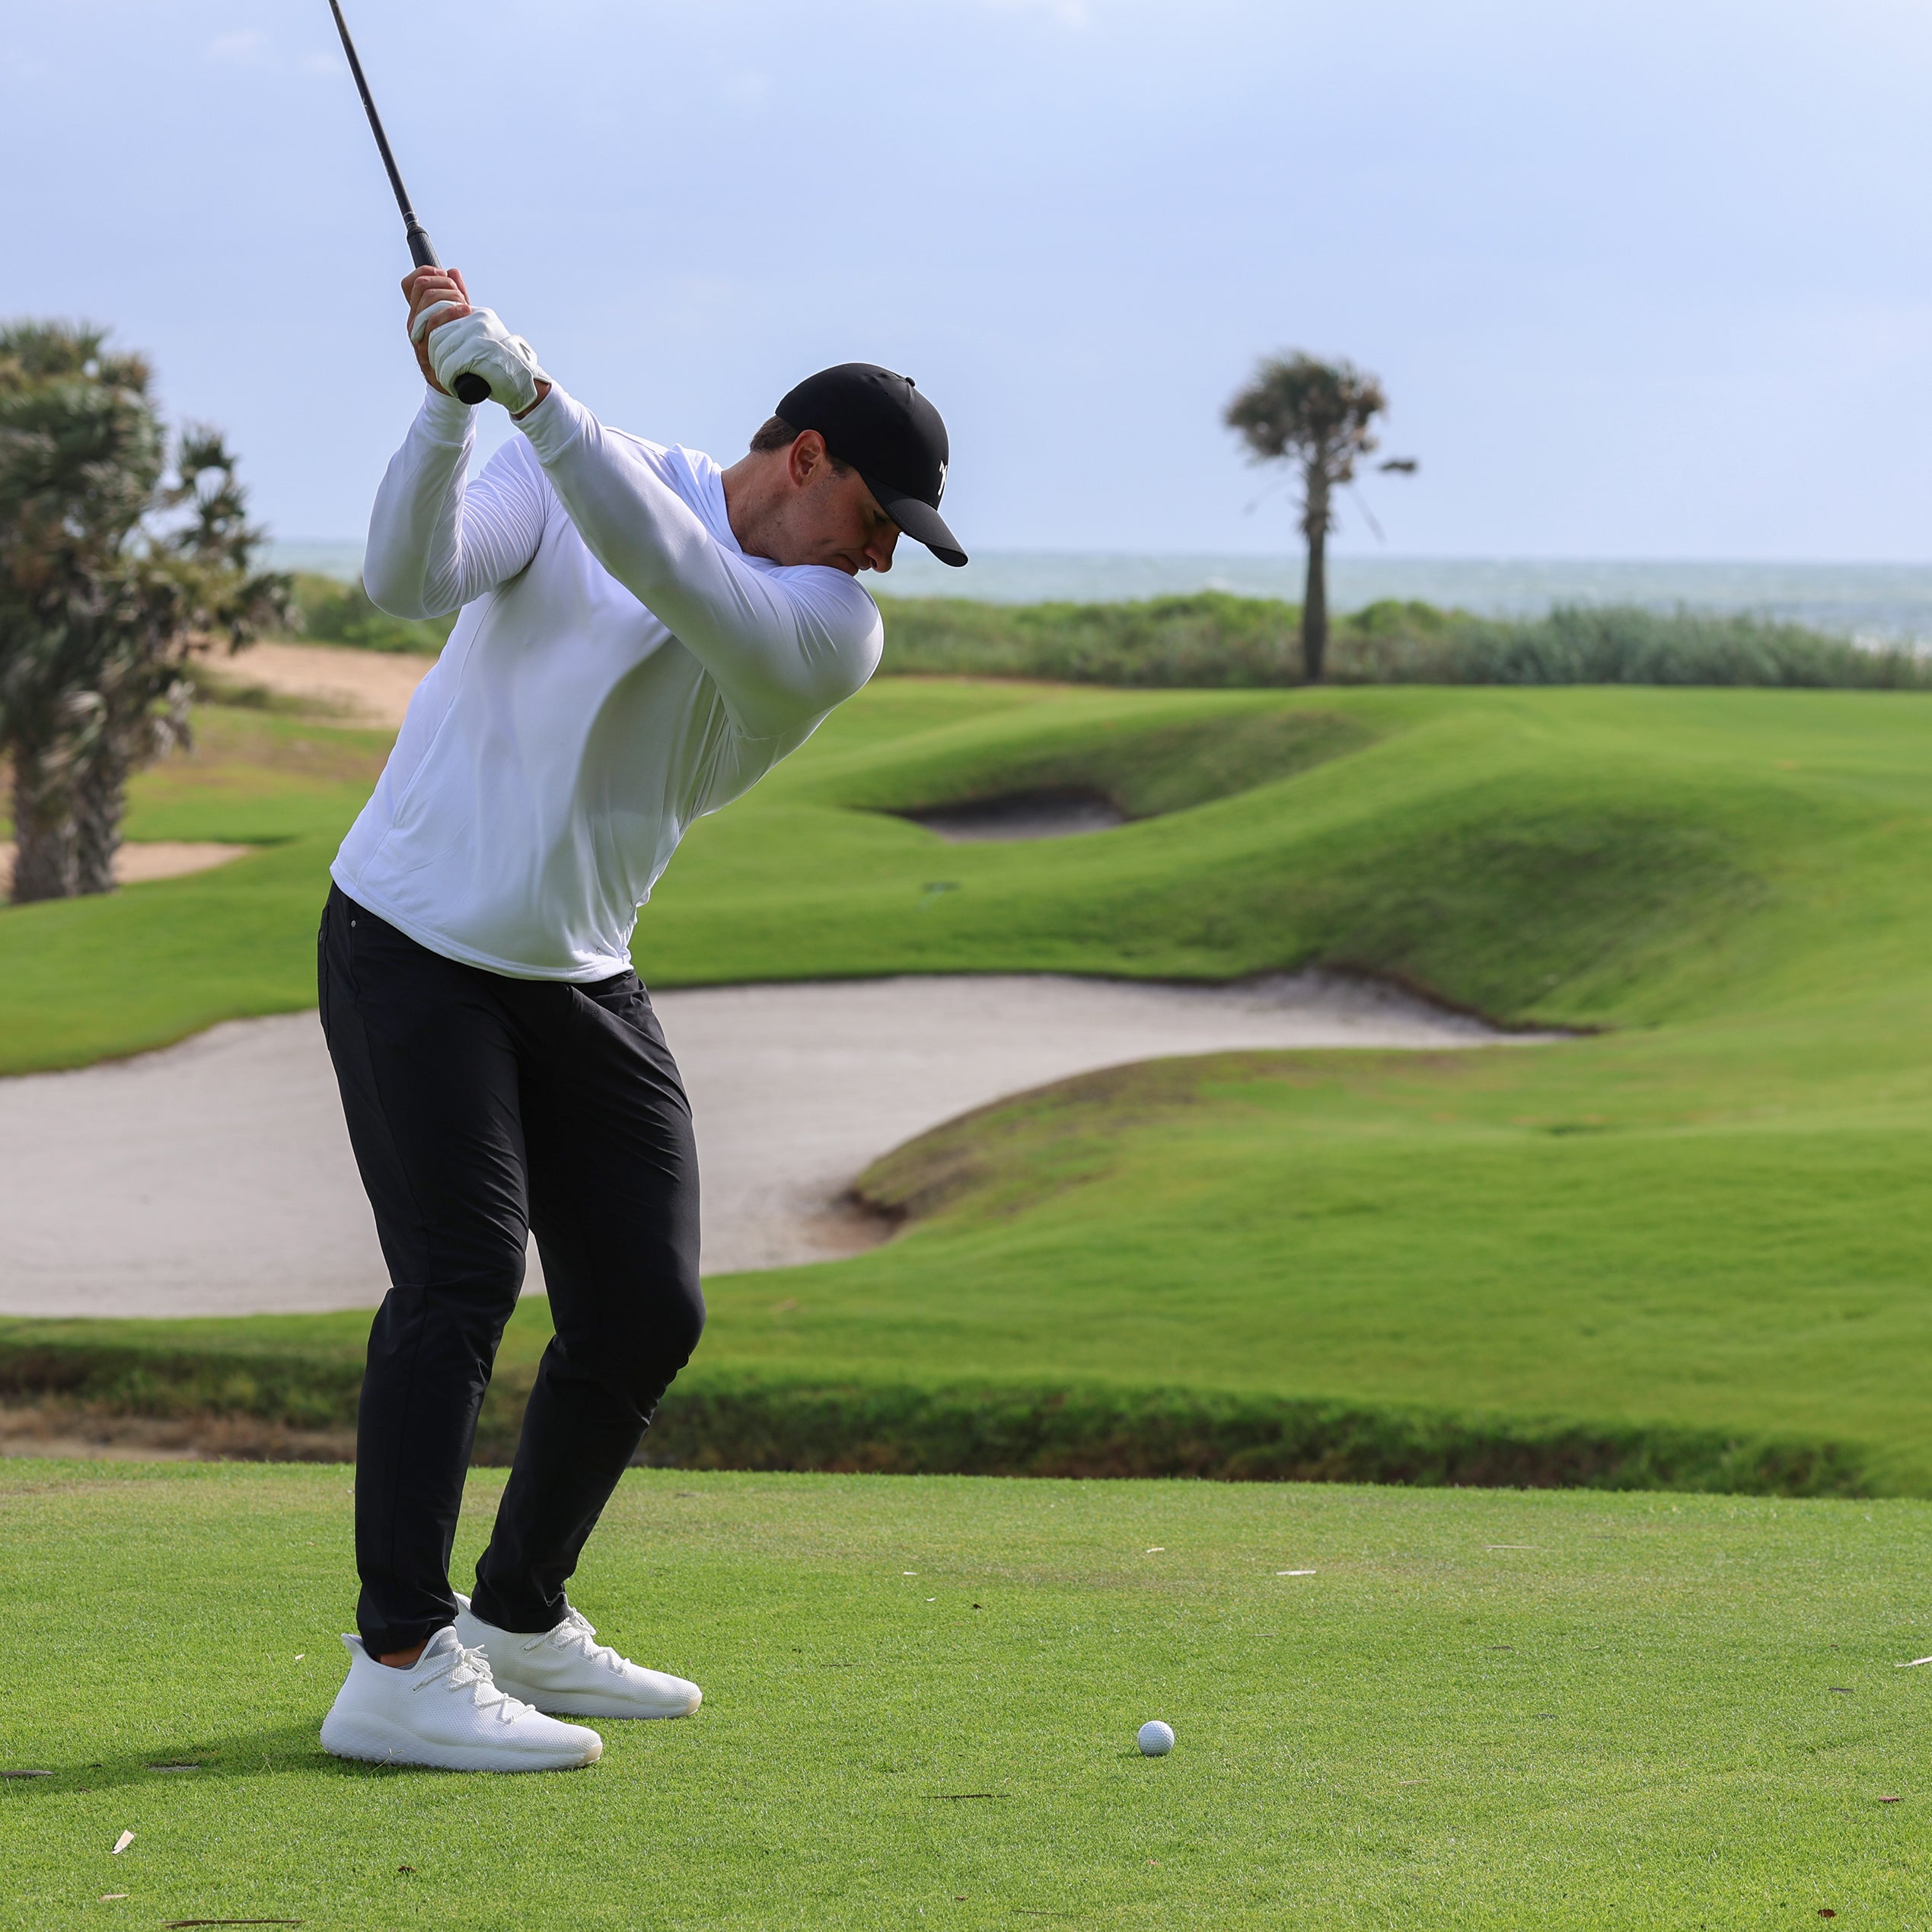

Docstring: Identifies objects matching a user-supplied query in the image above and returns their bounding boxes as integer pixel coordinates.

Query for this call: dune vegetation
[285,569,457,655]
[872,591,1932,690]
[285,570,1932,688]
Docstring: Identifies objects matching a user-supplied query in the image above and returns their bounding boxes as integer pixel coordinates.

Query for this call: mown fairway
[5,1461,1932,1930]
[5,673,1932,1487]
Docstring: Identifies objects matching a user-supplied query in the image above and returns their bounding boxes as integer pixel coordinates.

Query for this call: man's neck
[720,453,780,562]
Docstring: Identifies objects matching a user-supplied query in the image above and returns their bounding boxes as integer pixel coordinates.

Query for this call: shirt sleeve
[513,384,883,741]
[362,391,550,620]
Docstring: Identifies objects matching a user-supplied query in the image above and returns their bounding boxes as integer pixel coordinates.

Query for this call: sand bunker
[0,840,251,897]
[0,971,1549,1318]
[901,789,1129,841]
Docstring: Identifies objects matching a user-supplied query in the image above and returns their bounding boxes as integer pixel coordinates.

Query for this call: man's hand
[402,266,470,394]
[400,266,551,416]
[426,309,550,416]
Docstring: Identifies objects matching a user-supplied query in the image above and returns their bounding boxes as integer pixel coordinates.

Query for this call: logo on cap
[936,460,948,503]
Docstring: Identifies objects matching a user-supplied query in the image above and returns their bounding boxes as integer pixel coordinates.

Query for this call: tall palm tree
[1224,353,1388,683]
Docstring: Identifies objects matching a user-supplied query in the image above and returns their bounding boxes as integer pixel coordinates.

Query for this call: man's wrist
[512,379,553,422]
[513,382,579,464]
[419,386,475,441]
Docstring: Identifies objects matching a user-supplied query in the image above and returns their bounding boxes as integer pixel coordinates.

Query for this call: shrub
[285,572,454,655]
[876,591,1932,691]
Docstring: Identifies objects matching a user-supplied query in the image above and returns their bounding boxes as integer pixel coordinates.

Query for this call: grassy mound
[843,700,1378,822]
[811,1040,1932,1491]
[6,1462,1930,1927]
[641,681,1875,1028]
[5,677,1834,1070]
[8,676,1932,1492]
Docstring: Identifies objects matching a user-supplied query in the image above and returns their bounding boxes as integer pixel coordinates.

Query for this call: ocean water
[266,542,1932,645]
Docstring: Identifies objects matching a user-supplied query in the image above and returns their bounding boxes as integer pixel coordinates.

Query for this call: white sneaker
[454,1592,703,1720]
[319,1624,604,1771]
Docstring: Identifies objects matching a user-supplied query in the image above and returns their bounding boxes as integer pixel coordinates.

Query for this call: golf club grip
[403,225,489,405]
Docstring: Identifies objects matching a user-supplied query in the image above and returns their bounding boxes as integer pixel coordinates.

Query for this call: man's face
[780,434,901,575]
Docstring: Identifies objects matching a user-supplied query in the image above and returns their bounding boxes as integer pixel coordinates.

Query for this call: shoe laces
[532,1607,626,1675]
[415,1640,524,1722]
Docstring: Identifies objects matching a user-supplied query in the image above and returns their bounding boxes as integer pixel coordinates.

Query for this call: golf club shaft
[326,0,489,406]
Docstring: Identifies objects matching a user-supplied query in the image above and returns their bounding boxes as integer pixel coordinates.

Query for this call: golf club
[324,0,490,406]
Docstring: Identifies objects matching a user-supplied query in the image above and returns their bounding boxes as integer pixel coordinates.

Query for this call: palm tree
[1224,353,1392,683]
[0,323,286,901]
[0,323,162,900]
[68,427,285,894]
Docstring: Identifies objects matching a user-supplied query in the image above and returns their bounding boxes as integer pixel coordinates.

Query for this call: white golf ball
[1137,1720,1175,1756]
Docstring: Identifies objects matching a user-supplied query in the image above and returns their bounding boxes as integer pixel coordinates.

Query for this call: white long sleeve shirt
[330,386,884,980]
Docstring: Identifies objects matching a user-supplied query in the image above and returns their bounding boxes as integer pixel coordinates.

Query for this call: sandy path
[0,973,1544,1320]
[217,640,432,728]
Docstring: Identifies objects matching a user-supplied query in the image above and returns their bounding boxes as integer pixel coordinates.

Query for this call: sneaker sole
[509,1686,703,1722]
[320,1710,603,1772]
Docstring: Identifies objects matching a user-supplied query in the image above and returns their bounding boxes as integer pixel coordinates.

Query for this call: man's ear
[786,430,828,489]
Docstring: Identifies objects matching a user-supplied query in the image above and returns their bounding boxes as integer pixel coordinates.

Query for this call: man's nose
[869,530,899,572]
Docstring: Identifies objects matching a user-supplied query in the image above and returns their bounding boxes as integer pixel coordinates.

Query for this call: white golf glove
[419,305,550,414]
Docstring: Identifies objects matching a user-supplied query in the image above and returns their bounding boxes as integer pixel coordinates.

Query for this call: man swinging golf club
[317,268,964,1771]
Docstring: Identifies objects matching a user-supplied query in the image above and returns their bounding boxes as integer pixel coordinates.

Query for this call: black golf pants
[318,885,704,1656]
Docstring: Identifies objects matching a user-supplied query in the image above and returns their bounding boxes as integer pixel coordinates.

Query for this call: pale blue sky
[5,0,1930,561]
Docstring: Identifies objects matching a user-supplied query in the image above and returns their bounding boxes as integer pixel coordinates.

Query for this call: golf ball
[1137,1720,1175,1756]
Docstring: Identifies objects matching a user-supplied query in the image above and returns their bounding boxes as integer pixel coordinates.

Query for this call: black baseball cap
[775,363,966,568]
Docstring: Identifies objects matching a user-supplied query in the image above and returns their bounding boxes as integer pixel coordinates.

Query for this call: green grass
[11,676,1922,1065]
[6,1461,1932,1929]
[633,680,1927,1022]
[12,674,1932,1920]
[0,706,386,1073]
[9,677,1932,1490]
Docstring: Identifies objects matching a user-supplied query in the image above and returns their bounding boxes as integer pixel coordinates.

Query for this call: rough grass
[0,1315,1870,1497]
[5,1462,1932,1930]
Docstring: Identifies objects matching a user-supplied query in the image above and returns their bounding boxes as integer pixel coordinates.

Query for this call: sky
[5,0,1932,562]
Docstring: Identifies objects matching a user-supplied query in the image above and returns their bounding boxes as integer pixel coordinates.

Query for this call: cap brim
[863,477,967,568]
